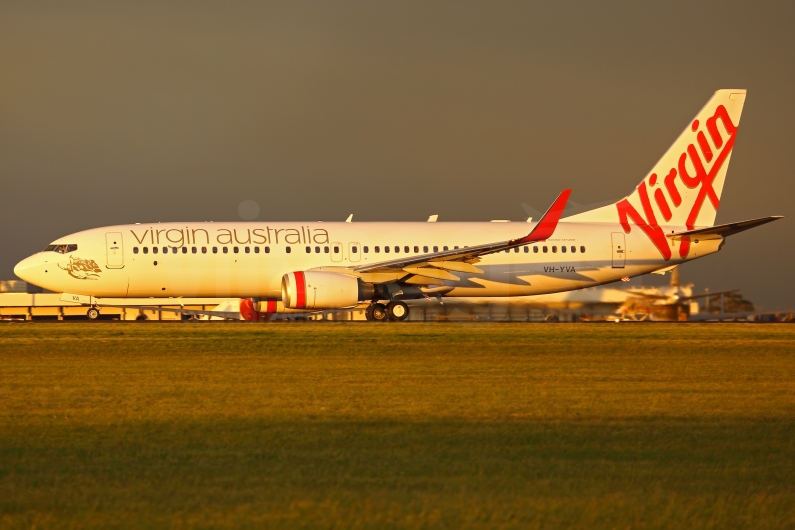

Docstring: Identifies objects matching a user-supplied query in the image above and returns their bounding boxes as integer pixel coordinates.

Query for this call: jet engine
[281,271,374,309]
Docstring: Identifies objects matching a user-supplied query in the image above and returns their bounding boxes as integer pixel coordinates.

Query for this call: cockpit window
[45,244,77,253]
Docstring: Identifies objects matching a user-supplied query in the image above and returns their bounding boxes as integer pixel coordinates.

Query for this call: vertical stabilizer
[566,89,746,260]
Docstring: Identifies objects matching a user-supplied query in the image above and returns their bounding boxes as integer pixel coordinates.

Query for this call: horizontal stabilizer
[667,216,783,241]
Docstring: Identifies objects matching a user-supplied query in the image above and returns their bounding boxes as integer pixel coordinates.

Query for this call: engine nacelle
[281,271,372,309]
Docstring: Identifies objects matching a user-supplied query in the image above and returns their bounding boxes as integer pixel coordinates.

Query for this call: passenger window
[524,246,529,253]
[162,247,168,254]
[315,246,320,253]
[265,246,270,253]
[352,246,358,253]
[404,246,409,253]
[443,246,448,251]
[323,246,328,253]
[201,247,207,254]
[580,246,586,253]
[533,246,538,253]
[385,246,390,253]
[286,247,292,253]
[181,247,187,254]
[423,246,428,253]
[172,247,177,254]
[153,247,159,254]
[571,246,576,253]
[514,247,519,253]
[133,247,139,254]
[543,246,548,253]
[233,247,239,254]
[192,247,197,254]
[254,247,260,254]
[433,246,438,252]
[223,247,228,254]
[143,247,149,254]
[552,246,557,253]
[334,246,339,254]
[306,246,311,253]
[561,246,567,253]
[375,246,380,253]
[454,246,459,249]
[413,246,419,253]
[245,247,250,253]
[394,246,400,253]
[363,246,369,253]
[213,247,218,254]
[504,249,510,253]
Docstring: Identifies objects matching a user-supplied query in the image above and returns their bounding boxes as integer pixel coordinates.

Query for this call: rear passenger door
[611,232,626,268]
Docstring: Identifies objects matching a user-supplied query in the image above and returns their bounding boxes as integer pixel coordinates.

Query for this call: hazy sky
[1,1,793,309]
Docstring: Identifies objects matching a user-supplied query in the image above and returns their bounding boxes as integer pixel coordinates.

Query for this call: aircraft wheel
[369,303,388,322]
[86,308,100,320]
[135,314,149,321]
[387,301,409,321]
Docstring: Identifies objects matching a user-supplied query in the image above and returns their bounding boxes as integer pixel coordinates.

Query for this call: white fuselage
[14,221,722,300]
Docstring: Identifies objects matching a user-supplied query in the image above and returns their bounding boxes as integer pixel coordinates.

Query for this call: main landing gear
[365,301,409,322]
[86,306,100,320]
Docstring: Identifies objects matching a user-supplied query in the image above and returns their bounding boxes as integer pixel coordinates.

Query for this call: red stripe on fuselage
[294,271,306,309]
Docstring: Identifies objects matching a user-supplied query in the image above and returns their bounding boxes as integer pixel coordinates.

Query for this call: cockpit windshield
[44,244,78,254]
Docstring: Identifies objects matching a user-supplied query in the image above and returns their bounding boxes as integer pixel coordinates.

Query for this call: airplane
[13,89,783,322]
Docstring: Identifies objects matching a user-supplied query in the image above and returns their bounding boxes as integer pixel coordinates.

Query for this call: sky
[1,1,793,309]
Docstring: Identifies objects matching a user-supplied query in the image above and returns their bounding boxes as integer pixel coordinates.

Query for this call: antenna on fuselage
[427,215,438,222]
[345,214,353,223]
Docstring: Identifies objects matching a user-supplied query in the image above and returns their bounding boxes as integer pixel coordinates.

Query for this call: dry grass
[1,322,794,528]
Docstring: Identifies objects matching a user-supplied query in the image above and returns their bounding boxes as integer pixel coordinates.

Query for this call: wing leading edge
[353,189,572,275]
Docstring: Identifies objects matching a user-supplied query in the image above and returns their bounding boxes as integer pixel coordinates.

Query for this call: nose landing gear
[86,307,100,320]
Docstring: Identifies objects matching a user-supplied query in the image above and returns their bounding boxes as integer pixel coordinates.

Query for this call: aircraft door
[330,242,343,263]
[105,232,124,268]
[348,242,361,263]
[611,232,626,268]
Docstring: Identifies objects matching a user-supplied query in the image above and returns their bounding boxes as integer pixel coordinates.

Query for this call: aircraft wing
[667,216,783,241]
[353,190,571,276]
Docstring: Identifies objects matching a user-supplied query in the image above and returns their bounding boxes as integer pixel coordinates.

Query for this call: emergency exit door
[105,232,124,268]
[348,242,361,262]
[611,232,626,268]
[330,242,343,263]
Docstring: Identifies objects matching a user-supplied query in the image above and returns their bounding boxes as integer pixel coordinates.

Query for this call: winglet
[511,189,571,244]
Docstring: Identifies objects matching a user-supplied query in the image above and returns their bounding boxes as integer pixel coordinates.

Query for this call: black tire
[135,314,149,321]
[86,308,100,320]
[387,301,409,321]
[370,303,388,322]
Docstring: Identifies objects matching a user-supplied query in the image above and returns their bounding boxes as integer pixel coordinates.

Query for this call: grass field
[1,323,794,529]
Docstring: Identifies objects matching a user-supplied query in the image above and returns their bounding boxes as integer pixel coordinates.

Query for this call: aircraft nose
[14,255,40,286]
